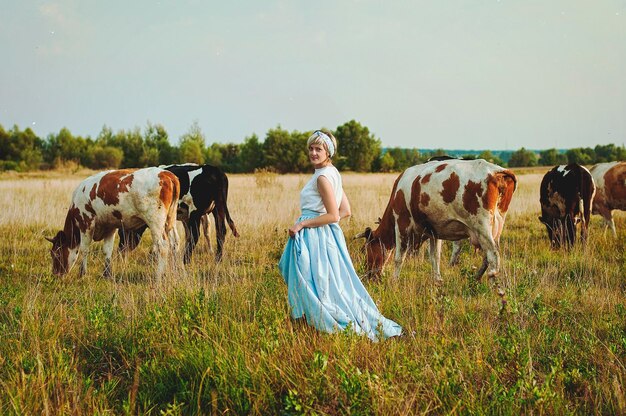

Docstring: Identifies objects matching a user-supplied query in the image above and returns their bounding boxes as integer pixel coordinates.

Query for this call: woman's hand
[288,222,304,237]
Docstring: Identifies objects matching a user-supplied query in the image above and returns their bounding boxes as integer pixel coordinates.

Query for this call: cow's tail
[220,173,239,237]
[166,174,180,233]
[488,170,517,243]
[496,169,517,213]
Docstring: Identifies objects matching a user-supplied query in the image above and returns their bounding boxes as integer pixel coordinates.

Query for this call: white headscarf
[310,130,335,157]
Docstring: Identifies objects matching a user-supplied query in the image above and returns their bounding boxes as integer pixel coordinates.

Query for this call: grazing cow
[46,168,180,279]
[426,155,467,265]
[119,164,239,263]
[590,161,626,237]
[538,163,595,248]
[356,159,517,286]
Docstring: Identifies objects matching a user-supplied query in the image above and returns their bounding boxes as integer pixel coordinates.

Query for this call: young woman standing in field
[278,130,402,341]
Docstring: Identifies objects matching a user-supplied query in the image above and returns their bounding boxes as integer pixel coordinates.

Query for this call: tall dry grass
[0,167,624,415]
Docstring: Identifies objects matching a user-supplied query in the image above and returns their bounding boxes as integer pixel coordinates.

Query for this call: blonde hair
[307,130,337,158]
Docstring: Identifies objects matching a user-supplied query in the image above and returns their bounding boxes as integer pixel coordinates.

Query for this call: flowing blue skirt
[278,210,402,341]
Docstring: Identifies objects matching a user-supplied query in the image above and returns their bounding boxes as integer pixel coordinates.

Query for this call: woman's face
[309,142,330,168]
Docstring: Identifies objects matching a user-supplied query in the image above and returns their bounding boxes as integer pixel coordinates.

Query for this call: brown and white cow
[357,159,517,286]
[539,164,595,248]
[590,161,626,237]
[46,167,180,279]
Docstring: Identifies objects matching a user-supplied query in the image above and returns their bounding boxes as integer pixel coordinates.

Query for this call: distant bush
[254,168,279,188]
[92,146,124,169]
[0,160,19,171]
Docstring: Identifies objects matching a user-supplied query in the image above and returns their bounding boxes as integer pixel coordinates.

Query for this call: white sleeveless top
[300,166,343,215]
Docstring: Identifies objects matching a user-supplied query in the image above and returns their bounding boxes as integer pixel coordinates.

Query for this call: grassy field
[0,168,624,415]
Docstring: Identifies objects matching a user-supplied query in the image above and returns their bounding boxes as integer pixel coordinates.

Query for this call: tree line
[0,120,624,173]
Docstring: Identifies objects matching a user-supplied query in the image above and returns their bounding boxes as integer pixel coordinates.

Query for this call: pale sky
[1,1,624,150]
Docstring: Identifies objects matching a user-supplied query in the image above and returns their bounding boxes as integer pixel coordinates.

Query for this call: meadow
[0,168,624,415]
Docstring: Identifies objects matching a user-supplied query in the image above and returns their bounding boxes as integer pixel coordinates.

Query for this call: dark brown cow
[357,159,517,289]
[47,167,179,279]
[590,161,626,237]
[538,164,595,248]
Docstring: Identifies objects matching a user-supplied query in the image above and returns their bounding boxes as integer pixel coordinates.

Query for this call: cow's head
[355,227,388,279]
[538,215,578,249]
[46,231,79,276]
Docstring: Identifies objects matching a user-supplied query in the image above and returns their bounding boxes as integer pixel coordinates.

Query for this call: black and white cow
[119,164,239,263]
[539,164,595,248]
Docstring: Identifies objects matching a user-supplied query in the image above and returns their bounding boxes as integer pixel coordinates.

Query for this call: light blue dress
[278,166,402,341]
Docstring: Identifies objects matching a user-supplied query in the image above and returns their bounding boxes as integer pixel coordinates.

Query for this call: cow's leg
[184,214,201,264]
[598,207,617,237]
[393,225,409,280]
[476,232,499,280]
[449,240,463,266]
[476,231,506,301]
[200,214,212,252]
[428,238,443,284]
[79,234,92,277]
[606,214,617,238]
[213,209,227,262]
[181,220,191,250]
[170,224,180,254]
[565,216,577,248]
[581,181,594,244]
[102,231,116,278]
[166,223,180,271]
[147,227,168,280]
[580,218,589,246]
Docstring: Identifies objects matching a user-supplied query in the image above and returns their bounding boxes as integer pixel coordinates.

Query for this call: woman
[278,130,402,341]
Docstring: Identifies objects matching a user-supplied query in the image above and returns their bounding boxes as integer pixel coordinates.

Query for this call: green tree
[566,147,595,165]
[239,134,264,172]
[44,127,93,167]
[508,147,538,167]
[205,143,223,166]
[263,126,308,173]
[92,146,124,169]
[214,143,241,172]
[379,152,395,172]
[477,151,504,166]
[428,149,448,159]
[334,120,381,172]
[594,144,626,163]
[0,125,44,171]
[178,122,206,164]
[96,126,146,168]
[384,148,422,171]
[144,123,176,166]
[539,148,567,166]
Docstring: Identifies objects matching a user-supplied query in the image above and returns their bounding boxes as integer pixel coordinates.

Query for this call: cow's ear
[354,227,373,240]
[45,236,55,243]
[538,216,545,225]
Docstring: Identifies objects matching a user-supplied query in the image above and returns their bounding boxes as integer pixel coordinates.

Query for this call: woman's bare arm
[338,192,351,219]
